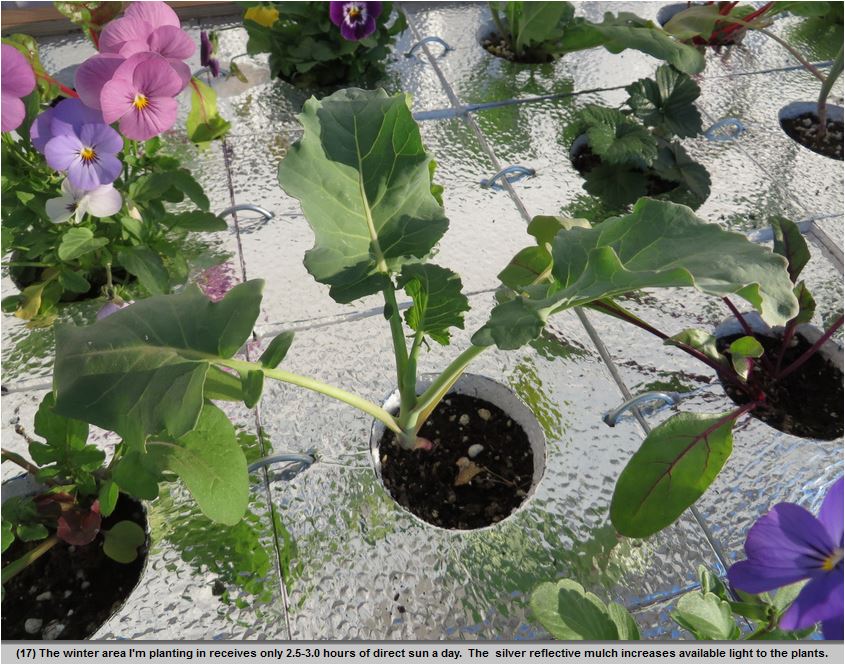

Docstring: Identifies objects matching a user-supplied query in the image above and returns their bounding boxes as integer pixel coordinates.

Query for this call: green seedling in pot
[49,89,800,529]
[564,64,711,210]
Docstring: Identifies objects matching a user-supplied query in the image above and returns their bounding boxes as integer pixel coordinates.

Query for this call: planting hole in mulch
[480,32,554,64]
[570,139,678,197]
[378,394,535,530]
[780,113,844,160]
[1,493,148,640]
[716,331,844,440]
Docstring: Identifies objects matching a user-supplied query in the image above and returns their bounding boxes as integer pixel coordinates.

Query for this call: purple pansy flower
[2,43,36,132]
[100,52,182,141]
[729,477,843,640]
[329,1,382,41]
[200,31,220,78]
[97,299,134,320]
[30,98,104,153]
[42,103,123,191]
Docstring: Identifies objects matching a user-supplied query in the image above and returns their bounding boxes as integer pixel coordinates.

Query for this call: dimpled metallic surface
[1,2,841,641]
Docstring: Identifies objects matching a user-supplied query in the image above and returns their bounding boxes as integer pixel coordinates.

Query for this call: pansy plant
[1,2,230,322]
[242,1,406,88]
[49,89,800,523]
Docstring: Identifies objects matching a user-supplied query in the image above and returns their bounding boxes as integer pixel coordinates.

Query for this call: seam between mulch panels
[405,12,735,603]
[220,133,294,640]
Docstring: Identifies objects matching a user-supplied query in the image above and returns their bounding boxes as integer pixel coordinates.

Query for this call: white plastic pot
[369,373,546,532]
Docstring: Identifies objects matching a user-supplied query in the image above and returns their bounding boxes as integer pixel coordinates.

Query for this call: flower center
[345,3,365,24]
[822,548,843,571]
[133,93,149,110]
[79,146,97,163]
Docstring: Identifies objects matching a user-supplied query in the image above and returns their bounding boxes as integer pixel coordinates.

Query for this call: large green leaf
[475,199,798,350]
[626,65,703,138]
[116,245,170,295]
[148,403,248,525]
[277,88,449,303]
[530,579,619,640]
[397,264,469,345]
[53,281,264,447]
[513,2,574,53]
[610,411,734,537]
[560,13,706,74]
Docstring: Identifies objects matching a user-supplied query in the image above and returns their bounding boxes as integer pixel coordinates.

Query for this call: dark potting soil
[378,394,535,529]
[480,32,554,64]
[780,113,844,160]
[9,260,134,303]
[570,141,678,197]
[717,332,844,440]
[1,494,148,640]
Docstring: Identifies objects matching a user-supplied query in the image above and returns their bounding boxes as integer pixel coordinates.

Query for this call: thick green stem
[383,283,412,417]
[2,536,59,584]
[488,2,509,42]
[817,46,844,140]
[407,343,489,434]
[397,330,425,437]
[1,448,40,477]
[218,357,403,435]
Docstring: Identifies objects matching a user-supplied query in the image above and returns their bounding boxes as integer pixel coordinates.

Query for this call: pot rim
[369,372,547,534]
[1,472,152,640]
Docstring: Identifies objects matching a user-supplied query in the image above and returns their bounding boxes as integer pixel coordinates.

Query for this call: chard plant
[242,1,407,88]
[486,2,707,74]
[47,89,802,525]
[1,2,231,323]
[565,64,711,210]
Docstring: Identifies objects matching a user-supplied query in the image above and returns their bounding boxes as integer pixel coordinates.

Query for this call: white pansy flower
[46,178,122,224]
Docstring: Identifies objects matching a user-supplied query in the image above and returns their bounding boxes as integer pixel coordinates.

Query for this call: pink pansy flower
[75,54,125,111]
[2,43,36,132]
[98,1,194,86]
[100,52,182,141]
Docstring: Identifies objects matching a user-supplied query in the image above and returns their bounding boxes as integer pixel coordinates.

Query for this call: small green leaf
[169,169,210,211]
[259,331,295,369]
[729,600,771,622]
[187,79,231,145]
[167,211,227,232]
[611,411,734,537]
[770,216,810,283]
[204,366,245,402]
[530,579,619,640]
[398,264,469,345]
[663,4,723,41]
[116,245,170,295]
[34,393,89,453]
[699,566,729,601]
[671,591,741,640]
[147,403,248,525]
[728,335,764,379]
[608,602,640,640]
[98,479,119,517]
[665,328,724,365]
[128,172,173,203]
[57,227,109,261]
[1,521,13,553]
[102,520,146,564]
[58,269,91,294]
[240,369,264,409]
[16,523,49,542]
[791,281,816,325]
[527,215,590,245]
[580,106,659,166]
[112,451,162,500]
[498,246,552,291]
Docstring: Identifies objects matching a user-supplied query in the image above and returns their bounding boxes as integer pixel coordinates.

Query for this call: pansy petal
[125,1,181,29]
[167,59,192,88]
[30,107,55,152]
[368,2,383,19]
[118,39,154,58]
[340,21,362,41]
[728,559,810,594]
[67,158,102,191]
[46,193,75,224]
[99,16,153,54]
[49,99,105,138]
[821,614,844,640]
[818,478,843,547]
[148,25,195,59]
[75,54,125,110]
[85,185,123,218]
[91,153,123,185]
[44,134,83,171]
[129,53,183,97]
[79,122,123,155]
[744,503,835,572]
[1,44,36,98]
[118,96,177,140]
[780,573,844,632]
[1,94,25,133]
[100,77,136,124]
[329,1,344,26]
